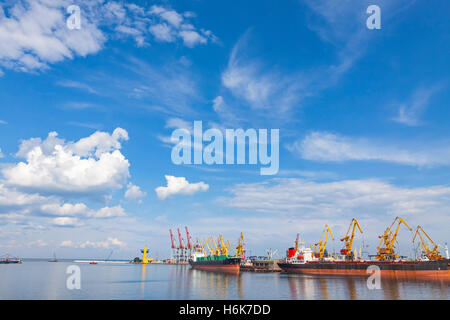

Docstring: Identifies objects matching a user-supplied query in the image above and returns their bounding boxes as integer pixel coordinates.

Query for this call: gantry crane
[315,225,334,259]
[340,218,363,260]
[413,226,443,261]
[376,217,412,261]
[185,227,192,250]
[169,229,177,261]
[177,228,187,262]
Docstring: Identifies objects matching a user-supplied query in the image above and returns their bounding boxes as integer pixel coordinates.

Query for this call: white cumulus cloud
[155,175,209,200]
[2,128,130,194]
[0,0,105,72]
[52,217,82,227]
[125,183,146,202]
[41,203,127,219]
[0,1,216,73]
[79,237,126,249]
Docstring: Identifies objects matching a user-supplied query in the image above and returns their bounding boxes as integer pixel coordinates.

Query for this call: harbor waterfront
[0,261,447,300]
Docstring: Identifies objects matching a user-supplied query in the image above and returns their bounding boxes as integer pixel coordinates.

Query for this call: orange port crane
[413,226,443,261]
[376,216,412,261]
[315,225,334,259]
[340,218,363,260]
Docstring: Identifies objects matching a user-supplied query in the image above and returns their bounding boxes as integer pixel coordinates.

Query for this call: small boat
[49,252,57,262]
[90,261,98,265]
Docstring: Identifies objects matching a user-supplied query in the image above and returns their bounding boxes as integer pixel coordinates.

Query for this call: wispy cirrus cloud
[218,177,450,245]
[56,80,99,95]
[221,177,450,218]
[392,85,443,126]
[116,56,203,116]
[60,237,126,248]
[220,31,306,117]
[289,131,450,167]
[216,1,416,124]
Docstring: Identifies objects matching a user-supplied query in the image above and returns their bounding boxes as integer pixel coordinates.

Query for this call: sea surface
[0,261,448,300]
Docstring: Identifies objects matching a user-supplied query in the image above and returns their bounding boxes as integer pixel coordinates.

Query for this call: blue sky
[0,0,449,260]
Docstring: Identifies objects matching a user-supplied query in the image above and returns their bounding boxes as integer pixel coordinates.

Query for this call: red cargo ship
[278,259,450,281]
[278,242,450,282]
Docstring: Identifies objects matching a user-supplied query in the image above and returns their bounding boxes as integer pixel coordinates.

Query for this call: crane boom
[315,225,334,259]
[376,217,412,261]
[211,237,220,256]
[235,232,245,258]
[218,235,228,256]
[177,228,185,249]
[203,237,214,256]
[169,229,176,249]
[340,218,363,259]
[413,226,443,260]
[185,226,192,249]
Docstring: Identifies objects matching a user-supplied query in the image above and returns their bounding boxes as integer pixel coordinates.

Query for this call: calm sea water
[0,261,448,300]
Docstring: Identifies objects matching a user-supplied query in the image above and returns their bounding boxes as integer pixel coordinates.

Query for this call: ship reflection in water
[0,261,447,299]
[285,273,449,300]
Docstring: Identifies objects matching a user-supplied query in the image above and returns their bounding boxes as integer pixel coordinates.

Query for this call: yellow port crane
[203,237,215,256]
[226,240,231,252]
[376,216,412,261]
[218,235,229,256]
[210,237,221,256]
[340,218,363,260]
[413,226,443,261]
[315,225,334,259]
[235,232,245,258]
[141,246,153,264]
[200,238,209,256]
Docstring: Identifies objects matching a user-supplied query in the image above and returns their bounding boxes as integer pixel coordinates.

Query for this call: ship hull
[0,260,21,264]
[189,257,241,274]
[278,260,450,282]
